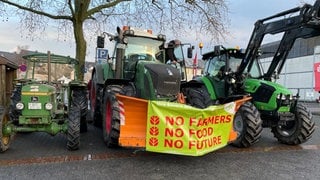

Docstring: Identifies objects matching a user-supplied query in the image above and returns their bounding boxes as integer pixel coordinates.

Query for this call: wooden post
[48,51,51,83]
[0,65,5,106]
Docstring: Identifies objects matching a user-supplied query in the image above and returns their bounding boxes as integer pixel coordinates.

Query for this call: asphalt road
[0,105,319,180]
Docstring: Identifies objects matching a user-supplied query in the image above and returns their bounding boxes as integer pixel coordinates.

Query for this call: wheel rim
[233,114,244,134]
[276,120,297,137]
[105,101,112,134]
[1,113,10,146]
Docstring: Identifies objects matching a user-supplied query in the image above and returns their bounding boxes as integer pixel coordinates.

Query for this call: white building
[260,36,320,101]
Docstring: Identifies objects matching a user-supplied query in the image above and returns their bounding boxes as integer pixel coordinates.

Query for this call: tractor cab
[202,47,262,80]
[119,35,165,80]
[200,47,262,100]
[24,53,78,83]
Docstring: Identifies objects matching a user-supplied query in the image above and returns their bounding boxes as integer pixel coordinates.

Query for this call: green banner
[146,101,236,156]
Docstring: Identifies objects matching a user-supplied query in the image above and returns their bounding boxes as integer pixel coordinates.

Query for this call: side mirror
[214,45,221,56]
[187,47,193,58]
[97,36,105,48]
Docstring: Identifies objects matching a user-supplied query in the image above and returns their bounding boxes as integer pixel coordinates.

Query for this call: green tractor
[1,52,88,152]
[89,26,194,147]
[183,1,320,147]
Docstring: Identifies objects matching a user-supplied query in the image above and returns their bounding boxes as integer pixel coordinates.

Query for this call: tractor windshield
[124,36,164,62]
[26,60,75,83]
[23,53,78,83]
[203,49,262,78]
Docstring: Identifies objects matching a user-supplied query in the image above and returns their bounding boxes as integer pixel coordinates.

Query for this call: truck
[182,0,319,147]
[1,52,88,152]
[88,26,258,156]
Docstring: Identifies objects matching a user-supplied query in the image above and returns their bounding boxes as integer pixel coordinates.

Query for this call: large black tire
[67,106,81,151]
[102,89,120,148]
[0,107,13,152]
[72,89,88,133]
[271,103,315,145]
[183,85,214,109]
[9,85,22,125]
[231,102,263,148]
[101,84,135,147]
[89,72,103,127]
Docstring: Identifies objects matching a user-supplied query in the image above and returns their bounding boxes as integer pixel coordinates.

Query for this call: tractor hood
[244,79,292,95]
[22,84,56,95]
[244,78,293,111]
[20,83,56,118]
[134,61,181,100]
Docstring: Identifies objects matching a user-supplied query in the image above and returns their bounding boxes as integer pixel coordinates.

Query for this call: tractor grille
[144,64,181,97]
[251,83,275,103]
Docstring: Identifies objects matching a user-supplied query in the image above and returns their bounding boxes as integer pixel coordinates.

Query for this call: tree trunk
[73,20,86,81]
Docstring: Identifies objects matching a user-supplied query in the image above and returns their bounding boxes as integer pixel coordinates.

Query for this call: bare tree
[0,0,229,80]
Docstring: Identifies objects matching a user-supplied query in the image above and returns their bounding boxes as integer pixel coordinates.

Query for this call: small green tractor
[182,1,320,147]
[0,52,88,152]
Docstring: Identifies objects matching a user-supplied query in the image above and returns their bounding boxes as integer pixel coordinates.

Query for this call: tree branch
[86,0,131,18]
[68,0,75,17]
[0,0,72,20]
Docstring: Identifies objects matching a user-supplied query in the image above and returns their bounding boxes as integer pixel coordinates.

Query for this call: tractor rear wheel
[89,72,103,127]
[231,102,263,148]
[102,84,135,147]
[72,89,88,133]
[183,85,213,108]
[0,107,13,152]
[67,106,81,150]
[271,103,315,145]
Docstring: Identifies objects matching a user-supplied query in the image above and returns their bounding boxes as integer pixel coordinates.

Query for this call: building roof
[0,54,18,69]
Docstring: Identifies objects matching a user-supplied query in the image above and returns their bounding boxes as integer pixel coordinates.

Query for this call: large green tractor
[89,26,192,147]
[1,52,88,152]
[182,1,320,146]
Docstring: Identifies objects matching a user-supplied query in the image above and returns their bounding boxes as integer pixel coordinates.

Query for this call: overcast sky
[0,0,316,62]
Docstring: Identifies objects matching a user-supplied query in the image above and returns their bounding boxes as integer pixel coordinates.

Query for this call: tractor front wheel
[102,87,121,147]
[231,102,263,148]
[0,107,13,152]
[271,103,315,145]
[72,89,88,133]
[101,84,135,147]
[67,106,81,150]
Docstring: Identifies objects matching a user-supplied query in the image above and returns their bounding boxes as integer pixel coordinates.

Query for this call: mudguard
[93,64,109,85]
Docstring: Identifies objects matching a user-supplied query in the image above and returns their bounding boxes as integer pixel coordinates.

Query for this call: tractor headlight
[277,94,286,100]
[45,103,53,110]
[277,94,292,100]
[276,94,293,106]
[123,37,128,44]
[16,102,24,110]
[158,34,166,41]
